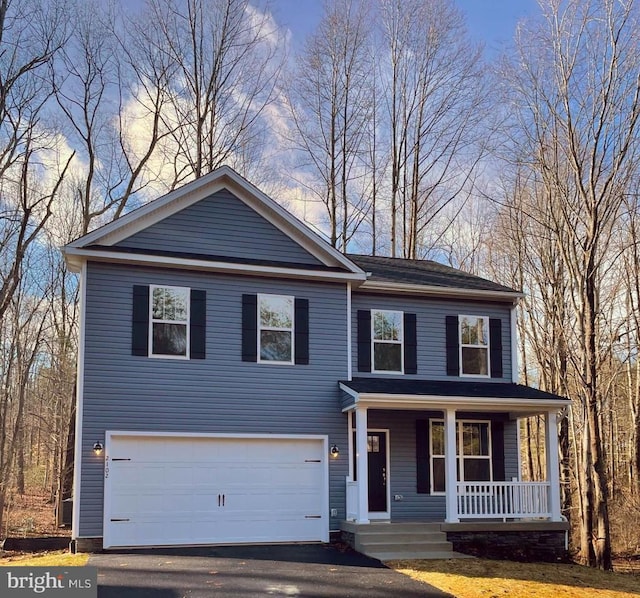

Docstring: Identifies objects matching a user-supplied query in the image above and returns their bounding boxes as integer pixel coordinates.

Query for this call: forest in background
[1,0,640,570]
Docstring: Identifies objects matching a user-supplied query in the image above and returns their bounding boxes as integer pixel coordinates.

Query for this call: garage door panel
[104,435,327,548]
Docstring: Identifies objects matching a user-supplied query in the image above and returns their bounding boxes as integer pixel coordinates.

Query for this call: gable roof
[63,166,365,282]
[348,254,522,302]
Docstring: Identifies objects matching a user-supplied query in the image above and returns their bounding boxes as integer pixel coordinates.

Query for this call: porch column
[545,410,562,521]
[444,407,458,523]
[355,405,370,524]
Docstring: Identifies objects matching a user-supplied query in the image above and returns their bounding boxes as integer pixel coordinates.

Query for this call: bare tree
[499,0,640,569]
[142,0,284,188]
[379,0,489,258]
[286,0,375,251]
[0,0,71,319]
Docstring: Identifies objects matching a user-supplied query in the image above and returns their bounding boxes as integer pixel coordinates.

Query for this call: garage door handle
[110,518,130,522]
[222,494,225,507]
[218,494,221,507]
[305,515,321,519]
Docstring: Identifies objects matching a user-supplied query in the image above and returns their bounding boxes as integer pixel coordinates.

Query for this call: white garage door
[103,433,328,548]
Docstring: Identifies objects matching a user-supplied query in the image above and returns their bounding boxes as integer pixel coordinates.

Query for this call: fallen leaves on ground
[0,550,89,567]
[388,558,640,598]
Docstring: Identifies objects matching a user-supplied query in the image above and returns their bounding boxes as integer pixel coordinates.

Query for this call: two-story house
[63,166,569,560]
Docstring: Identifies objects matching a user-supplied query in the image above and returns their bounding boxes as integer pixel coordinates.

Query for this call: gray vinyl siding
[504,419,519,480]
[366,410,519,520]
[79,262,348,537]
[115,189,323,266]
[352,293,513,381]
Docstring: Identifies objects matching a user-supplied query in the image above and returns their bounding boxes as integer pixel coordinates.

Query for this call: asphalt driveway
[90,543,451,597]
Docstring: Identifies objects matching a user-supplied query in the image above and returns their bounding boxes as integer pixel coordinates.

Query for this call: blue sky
[270,0,542,54]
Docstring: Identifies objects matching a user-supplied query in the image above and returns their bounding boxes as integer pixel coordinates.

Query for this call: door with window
[352,430,389,514]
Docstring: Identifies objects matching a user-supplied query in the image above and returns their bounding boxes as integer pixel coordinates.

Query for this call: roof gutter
[358,280,523,303]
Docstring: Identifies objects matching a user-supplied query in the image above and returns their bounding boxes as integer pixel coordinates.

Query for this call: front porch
[338,378,570,560]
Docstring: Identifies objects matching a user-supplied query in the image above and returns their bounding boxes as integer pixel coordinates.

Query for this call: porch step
[359,540,454,553]
[341,521,472,561]
[356,522,443,534]
[356,531,446,543]
[365,550,472,561]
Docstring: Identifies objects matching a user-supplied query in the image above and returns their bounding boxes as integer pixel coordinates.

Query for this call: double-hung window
[429,420,492,494]
[459,315,489,376]
[150,285,190,358]
[371,310,403,373]
[258,294,294,363]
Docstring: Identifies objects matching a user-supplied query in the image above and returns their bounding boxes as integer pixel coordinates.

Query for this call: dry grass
[389,558,640,598]
[0,550,88,567]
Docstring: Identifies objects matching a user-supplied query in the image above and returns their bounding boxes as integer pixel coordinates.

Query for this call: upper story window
[150,285,190,358]
[258,294,294,363]
[459,315,489,376]
[372,309,404,373]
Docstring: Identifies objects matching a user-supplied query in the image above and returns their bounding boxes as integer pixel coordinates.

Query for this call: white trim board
[71,262,87,539]
[63,247,366,282]
[358,280,523,302]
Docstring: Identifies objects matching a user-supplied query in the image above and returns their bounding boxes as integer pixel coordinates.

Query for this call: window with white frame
[258,294,294,363]
[372,310,403,373]
[460,315,489,376]
[430,420,492,494]
[150,285,190,357]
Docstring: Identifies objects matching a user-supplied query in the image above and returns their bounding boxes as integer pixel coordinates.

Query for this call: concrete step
[359,540,453,553]
[365,549,473,561]
[363,523,443,533]
[358,532,447,542]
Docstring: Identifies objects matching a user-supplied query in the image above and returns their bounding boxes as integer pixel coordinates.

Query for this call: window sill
[371,370,405,375]
[256,360,295,366]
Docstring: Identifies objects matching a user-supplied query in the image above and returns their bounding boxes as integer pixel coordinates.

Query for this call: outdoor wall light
[93,441,104,456]
[330,444,339,458]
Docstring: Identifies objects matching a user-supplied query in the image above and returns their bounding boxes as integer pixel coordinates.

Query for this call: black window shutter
[242,294,258,362]
[294,298,309,365]
[416,419,430,494]
[489,318,503,378]
[190,290,206,359]
[491,421,506,481]
[404,313,417,374]
[132,285,149,356]
[357,310,371,372]
[445,315,459,376]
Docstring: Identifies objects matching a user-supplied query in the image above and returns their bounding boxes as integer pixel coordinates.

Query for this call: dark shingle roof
[341,377,566,401]
[347,254,518,294]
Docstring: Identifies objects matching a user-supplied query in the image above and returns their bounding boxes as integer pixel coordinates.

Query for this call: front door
[367,431,387,512]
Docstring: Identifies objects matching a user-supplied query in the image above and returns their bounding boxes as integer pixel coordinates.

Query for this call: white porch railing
[346,478,359,521]
[456,481,551,520]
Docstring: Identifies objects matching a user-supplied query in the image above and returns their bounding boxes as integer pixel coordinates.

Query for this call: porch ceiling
[339,377,570,416]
